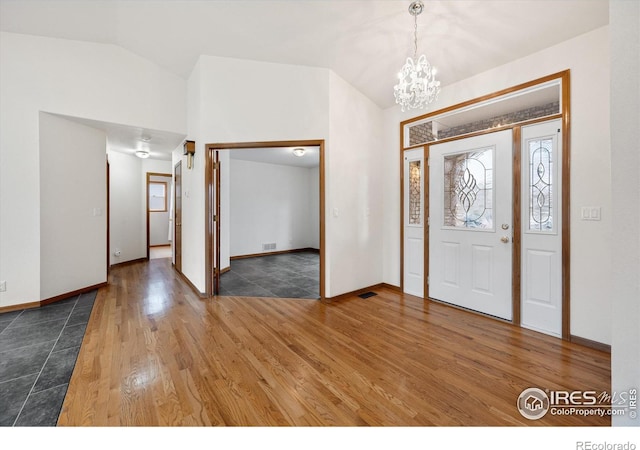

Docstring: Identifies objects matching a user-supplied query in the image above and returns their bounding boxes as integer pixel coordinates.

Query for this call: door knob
[500,236,510,243]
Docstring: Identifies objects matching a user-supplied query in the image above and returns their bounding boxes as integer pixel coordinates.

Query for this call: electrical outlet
[0,281,6,292]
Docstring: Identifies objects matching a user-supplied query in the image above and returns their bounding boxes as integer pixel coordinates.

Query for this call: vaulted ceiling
[0,0,609,110]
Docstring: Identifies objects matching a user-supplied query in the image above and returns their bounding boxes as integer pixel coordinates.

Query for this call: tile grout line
[0,309,26,335]
[11,294,81,427]
[230,268,280,297]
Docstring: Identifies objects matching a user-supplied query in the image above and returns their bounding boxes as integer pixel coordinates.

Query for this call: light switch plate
[581,206,601,221]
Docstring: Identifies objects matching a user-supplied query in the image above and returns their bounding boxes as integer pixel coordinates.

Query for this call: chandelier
[394,1,440,112]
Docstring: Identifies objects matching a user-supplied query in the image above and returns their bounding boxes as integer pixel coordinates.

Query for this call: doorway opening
[205,140,325,299]
[146,172,172,260]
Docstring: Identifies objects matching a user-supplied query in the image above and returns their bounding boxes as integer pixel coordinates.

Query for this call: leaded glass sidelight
[443,148,493,229]
[409,160,422,225]
[528,138,553,231]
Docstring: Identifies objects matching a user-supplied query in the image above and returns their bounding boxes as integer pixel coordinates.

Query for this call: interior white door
[520,119,562,336]
[429,129,513,320]
[403,147,425,297]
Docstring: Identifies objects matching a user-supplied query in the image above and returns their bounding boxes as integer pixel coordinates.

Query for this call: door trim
[400,70,571,339]
[146,172,171,261]
[174,161,182,273]
[511,127,522,326]
[214,150,221,294]
[205,139,326,299]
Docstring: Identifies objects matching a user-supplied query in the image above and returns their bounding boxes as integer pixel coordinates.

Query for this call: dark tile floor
[220,251,319,299]
[0,291,96,426]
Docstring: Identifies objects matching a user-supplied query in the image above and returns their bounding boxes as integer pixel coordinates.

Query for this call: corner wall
[610,0,640,426]
[108,151,144,265]
[39,113,107,299]
[182,56,331,293]
[0,31,186,308]
[327,72,384,296]
[181,56,385,297]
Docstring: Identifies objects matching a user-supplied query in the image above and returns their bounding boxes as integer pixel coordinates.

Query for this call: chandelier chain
[413,12,418,59]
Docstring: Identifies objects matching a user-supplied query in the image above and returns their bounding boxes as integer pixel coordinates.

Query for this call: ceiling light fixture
[394,1,440,112]
[292,148,306,157]
[135,149,150,159]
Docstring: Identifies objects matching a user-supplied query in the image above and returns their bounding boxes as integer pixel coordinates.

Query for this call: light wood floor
[58,258,610,426]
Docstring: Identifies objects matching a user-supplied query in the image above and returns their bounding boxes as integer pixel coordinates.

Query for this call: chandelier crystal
[394,1,440,112]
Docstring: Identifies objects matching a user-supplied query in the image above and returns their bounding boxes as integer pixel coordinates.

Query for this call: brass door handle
[500,236,510,243]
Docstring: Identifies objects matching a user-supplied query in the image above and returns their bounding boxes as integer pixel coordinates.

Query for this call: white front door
[429,130,513,320]
[520,119,563,336]
[403,147,425,297]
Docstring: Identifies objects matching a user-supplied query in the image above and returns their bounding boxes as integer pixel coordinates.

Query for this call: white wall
[181,55,331,293]
[382,26,612,345]
[327,72,384,296]
[0,31,186,308]
[610,0,640,426]
[39,113,107,299]
[229,159,319,257]
[108,150,144,265]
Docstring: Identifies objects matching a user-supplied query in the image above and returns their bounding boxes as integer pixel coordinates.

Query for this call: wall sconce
[183,140,195,169]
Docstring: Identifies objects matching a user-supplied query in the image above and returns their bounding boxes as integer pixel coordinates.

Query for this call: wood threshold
[426,296,514,326]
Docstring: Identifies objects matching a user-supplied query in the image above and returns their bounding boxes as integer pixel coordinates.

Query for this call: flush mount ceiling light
[135,149,150,159]
[292,148,306,157]
[394,1,440,112]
